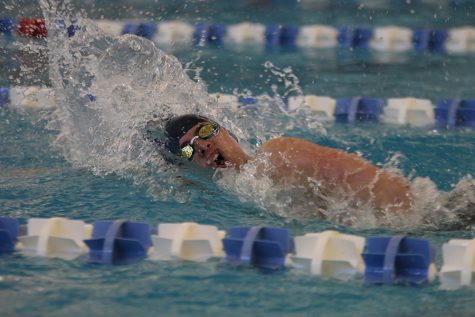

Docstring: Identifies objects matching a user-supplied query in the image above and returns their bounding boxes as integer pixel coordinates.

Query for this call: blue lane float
[0,87,9,108]
[222,226,293,269]
[51,18,79,38]
[338,27,373,49]
[0,217,20,253]
[435,99,475,129]
[265,24,300,47]
[1,217,475,290]
[362,236,437,285]
[192,23,228,46]
[135,23,158,40]
[3,17,475,54]
[84,220,152,264]
[0,18,14,37]
[335,98,383,123]
[2,86,475,129]
[207,23,228,45]
[224,93,474,128]
[413,29,448,53]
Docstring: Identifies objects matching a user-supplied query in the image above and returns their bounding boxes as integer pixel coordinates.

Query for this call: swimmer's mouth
[213,153,228,167]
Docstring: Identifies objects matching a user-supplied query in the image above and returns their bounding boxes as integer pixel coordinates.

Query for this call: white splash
[37,1,324,203]
[39,0,215,201]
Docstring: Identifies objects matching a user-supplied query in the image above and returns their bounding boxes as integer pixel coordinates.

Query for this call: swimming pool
[1,0,475,316]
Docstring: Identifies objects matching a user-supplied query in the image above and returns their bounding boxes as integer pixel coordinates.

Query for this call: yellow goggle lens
[180,145,194,159]
[198,123,216,139]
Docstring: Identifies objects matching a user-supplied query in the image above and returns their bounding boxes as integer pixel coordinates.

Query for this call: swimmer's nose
[193,139,212,154]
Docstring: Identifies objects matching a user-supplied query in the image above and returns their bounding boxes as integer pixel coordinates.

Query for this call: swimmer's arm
[260,137,413,213]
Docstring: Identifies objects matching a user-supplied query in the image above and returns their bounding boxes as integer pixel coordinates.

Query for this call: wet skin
[179,123,413,216]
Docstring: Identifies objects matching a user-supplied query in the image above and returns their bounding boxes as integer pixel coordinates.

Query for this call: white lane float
[151,222,225,261]
[1,86,474,128]
[8,86,57,110]
[288,95,336,121]
[439,238,475,290]
[210,93,240,111]
[445,27,475,54]
[369,26,413,52]
[18,217,92,260]
[94,20,124,37]
[225,22,266,45]
[153,21,194,46]
[296,25,338,48]
[382,98,435,127]
[291,230,365,280]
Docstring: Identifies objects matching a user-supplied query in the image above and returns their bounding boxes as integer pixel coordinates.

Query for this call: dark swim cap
[164,114,212,154]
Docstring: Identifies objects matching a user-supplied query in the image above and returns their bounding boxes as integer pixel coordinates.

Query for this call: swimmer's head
[164,114,212,155]
[164,114,244,169]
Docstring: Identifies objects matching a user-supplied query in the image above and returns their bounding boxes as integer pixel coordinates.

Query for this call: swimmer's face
[179,122,241,169]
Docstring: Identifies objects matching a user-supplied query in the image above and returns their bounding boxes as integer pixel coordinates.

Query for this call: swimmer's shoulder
[255,137,332,181]
[260,136,325,153]
[259,137,352,167]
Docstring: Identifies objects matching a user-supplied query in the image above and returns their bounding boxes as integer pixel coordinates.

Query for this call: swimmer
[158,114,413,219]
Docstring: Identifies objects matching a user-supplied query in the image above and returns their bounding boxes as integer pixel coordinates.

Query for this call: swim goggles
[180,122,220,160]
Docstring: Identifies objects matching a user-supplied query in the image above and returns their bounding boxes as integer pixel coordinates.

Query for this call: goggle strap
[190,135,200,145]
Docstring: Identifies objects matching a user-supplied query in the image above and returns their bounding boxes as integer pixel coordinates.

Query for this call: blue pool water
[1,1,475,316]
